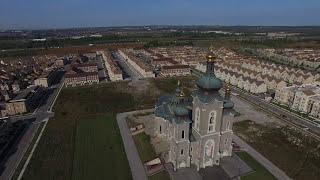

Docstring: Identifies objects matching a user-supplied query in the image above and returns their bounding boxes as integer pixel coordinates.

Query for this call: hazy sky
[0,0,319,29]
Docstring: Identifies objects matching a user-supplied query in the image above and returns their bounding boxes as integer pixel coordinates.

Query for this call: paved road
[0,122,40,180]
[232,87,320,140]
[117,109,154,180]
[230,92,280,124]
[233,135,292,180]
[114,51,143,81]
[0,79,64,180]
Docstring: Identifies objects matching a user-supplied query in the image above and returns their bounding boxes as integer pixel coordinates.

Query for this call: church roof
[223,99,234,109]
[196,47,223,91]
[155,95,192,124]
[192,89,224,103]
[197,73,222,91]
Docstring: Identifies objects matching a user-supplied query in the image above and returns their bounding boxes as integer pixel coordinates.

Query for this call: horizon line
[2,24,320,31]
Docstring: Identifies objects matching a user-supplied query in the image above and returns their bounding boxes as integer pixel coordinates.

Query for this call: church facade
[154,51,235,171]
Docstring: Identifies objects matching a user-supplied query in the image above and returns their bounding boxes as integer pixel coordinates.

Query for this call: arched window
[159,125,162,134]
[204,139,215,158]
[208,111,216,133]
[195,107,200,130]
[181,149,184,155]
[181,130,185,139]
[226,121,230,130]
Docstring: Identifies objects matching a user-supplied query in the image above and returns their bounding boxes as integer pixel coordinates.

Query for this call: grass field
[236,151,275,180]
[133,133,157,162]
[72,114,131,180]
[23,83,137,180]
[133,132,170,180]
[150,76,197,95]
[21,77,191,180]
[234,120,320,180]
[149,171,170,180]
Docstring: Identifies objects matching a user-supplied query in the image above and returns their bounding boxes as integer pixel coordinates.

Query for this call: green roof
[197,73,222,91]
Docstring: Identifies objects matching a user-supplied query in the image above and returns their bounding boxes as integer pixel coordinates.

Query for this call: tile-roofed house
[310,96,320,118]
[99,51,123,81]
[64,72,99,87]
[160,65,190,77]
[119,49,155,78]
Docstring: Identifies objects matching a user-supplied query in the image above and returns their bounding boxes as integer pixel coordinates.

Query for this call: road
[233,135,292,180]
[231,93,280,124]
[0,77,64,180]
[117,109,154,180]
[114,51,143,81]
[231,87,320,140]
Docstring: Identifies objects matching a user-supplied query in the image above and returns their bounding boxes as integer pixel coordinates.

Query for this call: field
[22,77,193,180]
[71,114,130,180]
[149,171,171,180]
[133,133,170,180]
[133,133,157,162]
[23,83,138,180]
[233,120,320,180]
[236,151,275,180]
[150,76,197,95]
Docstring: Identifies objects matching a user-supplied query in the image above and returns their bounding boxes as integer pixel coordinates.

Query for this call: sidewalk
[117,109,154,180]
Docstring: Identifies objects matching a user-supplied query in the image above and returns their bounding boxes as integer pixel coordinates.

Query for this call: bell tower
[191,47,226,169]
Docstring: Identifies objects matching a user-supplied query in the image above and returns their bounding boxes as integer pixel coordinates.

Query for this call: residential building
[310,99,320,118]
[99,51,123,81]
[73,63,98,73]
[34,69,60,87]
[1,86,43,117]
[119,49,155,78]
[160,65,190,77]
[64,72,99,87]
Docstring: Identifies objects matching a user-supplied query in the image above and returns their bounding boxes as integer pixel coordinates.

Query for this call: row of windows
[160,125,185,139]
[195,108,232,132]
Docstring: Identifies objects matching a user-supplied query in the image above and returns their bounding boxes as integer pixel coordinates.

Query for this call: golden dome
[225,83,231,94]
[206,45,217,62]
[206,54,217,62]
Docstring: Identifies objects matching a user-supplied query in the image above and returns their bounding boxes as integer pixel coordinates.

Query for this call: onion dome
[171,80,189,116]
[206,47,217,62]
[197,47,222,91]
[223,100,234,109]
[223,83,234,109]
[197,75,222,91]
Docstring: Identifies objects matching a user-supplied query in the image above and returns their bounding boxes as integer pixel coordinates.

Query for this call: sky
[0,0,320,30]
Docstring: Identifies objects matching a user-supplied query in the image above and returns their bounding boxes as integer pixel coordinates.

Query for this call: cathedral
[154,50,235,171]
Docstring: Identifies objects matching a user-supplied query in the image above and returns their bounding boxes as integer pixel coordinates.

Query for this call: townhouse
[99,51,123,81]
[118,49,155,78]
[160,65,191,77]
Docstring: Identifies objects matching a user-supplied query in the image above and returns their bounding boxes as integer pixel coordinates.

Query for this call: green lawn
[23,83,137,180]
[72,115,131,180]
[151,76,197,95]
[149,171,170,180]
[234,120,320,180]
[133,133,170,180]
[236,151,276,180]
[21,77,199,180]
[133,133,157,162]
